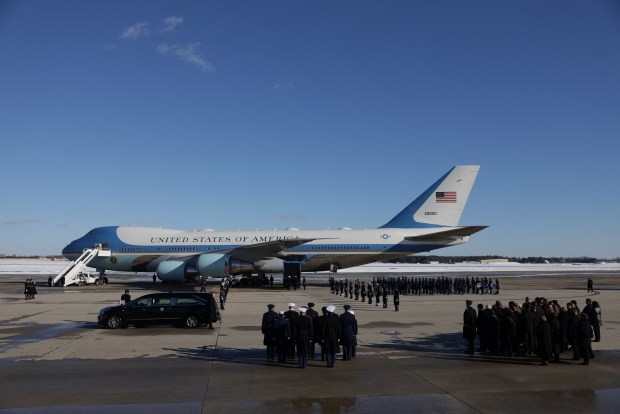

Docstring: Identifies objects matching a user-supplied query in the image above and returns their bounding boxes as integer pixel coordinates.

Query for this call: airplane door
[283,261,302,287]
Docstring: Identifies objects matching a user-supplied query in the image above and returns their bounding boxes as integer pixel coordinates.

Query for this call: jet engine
[197,253,254,277]
[156,260,199,282]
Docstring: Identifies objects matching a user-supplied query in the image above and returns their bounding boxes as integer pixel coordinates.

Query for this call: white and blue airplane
[62,165,486,283]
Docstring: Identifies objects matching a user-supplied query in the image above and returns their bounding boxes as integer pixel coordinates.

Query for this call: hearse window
[151,297,171,306]
[134,297,150,306]
[176,297,201,306]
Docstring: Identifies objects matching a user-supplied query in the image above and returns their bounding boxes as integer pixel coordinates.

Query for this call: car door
[122,296,151,324]
[145,296,175,324]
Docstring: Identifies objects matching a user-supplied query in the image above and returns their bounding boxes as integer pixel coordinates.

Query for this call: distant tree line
[385,255,616,264]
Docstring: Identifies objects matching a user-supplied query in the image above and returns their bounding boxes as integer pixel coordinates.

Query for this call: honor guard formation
[327,276,500,312]
[261,302,358,368]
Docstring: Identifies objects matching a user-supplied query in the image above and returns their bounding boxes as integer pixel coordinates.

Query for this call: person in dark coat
[393,290,400,311]
[339,305,357,361]
[576,312,595,365]
[499,302,517,356]
[295,307,313,368]
[120,289,131,304]
[382,288,388,309]
[488,306,501,355]
[587,277,594,293]
[261,304,278,360]
[463,300,477,354]
[566,302,581,360]
[590,301,602,342]
[536,315,553,365]
[273,312,291,363]
[476,303,488,353]
[549,312,563,362]
[322,305,340,368]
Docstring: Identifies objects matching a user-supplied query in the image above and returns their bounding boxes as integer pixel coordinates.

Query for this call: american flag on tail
[436,191,457,203]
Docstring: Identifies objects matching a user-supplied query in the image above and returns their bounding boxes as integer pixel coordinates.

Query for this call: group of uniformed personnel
[464,296,602,366]
[327,275,502,312]
[24,279,37,300]
[328,277,401,310]
[261,302,358,368]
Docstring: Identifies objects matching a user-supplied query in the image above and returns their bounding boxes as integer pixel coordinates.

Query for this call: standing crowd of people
[463,296,603,366]
[261,302,358,368]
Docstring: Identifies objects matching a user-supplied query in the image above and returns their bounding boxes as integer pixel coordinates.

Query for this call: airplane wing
[404,226,488,241]
[221,238,318,262]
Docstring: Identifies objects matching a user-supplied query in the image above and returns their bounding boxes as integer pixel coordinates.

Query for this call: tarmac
[1,271,620,413]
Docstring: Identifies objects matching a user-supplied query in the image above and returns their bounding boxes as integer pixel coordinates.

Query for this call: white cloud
[120,22,150,40]
[158,42,215,72]
[163,16,184,32]
[4,219,41,225]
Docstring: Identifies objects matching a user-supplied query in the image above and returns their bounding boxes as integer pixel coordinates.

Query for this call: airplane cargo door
[283,261,302,290]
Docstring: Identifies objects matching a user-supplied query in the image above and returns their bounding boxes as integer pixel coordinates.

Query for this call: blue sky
[1,1,619,258]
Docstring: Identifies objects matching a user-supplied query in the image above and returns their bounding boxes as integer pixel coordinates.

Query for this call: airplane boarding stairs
[53,248,100,286]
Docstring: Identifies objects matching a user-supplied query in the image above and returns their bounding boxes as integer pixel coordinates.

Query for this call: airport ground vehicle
[98,292,220,329]
[75,272,106,286]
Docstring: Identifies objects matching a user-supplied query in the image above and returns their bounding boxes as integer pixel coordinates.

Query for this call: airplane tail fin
[380,165,480,229]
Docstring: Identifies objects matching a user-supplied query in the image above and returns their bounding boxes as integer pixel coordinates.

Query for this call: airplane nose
[62,242,76,258]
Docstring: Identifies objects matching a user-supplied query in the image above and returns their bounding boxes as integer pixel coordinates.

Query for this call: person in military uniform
[382,287,389,309]
[393,289,400,311]
[339,305,357,361]
[318,306,328,361]
[273,311,291,363]
[322,305,340,368]
[349,310,358,357]
[367,283,373,304]
[295,307,313,368]
[463,300,477,354]
[361,282,366,303]
[306,303,319,359]
[261,304,278,360]
[284,303,299,359]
